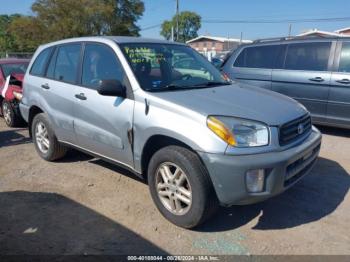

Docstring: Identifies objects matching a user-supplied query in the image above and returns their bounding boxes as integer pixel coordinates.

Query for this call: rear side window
[53,44,81,84]
[285,42,331,71]
[233,45,279,69]
[338,42,350,73]
[30,47,52,76]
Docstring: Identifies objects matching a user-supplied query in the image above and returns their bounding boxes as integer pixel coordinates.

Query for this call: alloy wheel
[155,162,192,215]
[2,102,12,125]
[35,121,50,154]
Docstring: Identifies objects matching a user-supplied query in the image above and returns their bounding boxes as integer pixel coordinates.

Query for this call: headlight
[13,91,23,101]
[207,116,269,147]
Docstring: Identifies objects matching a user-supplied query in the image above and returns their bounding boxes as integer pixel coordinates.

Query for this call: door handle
[41,83,50,89]
[336,79,350,84]
[75,93,87,100]
[309,77,324,82]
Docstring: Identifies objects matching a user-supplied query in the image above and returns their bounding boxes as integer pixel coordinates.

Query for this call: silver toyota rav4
[20,36,322,228]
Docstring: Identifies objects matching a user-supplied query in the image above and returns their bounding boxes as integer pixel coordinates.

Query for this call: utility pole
[240,32,243,45]
[171,26,174,41]
[176,0,179,41]
[288,24,292,37]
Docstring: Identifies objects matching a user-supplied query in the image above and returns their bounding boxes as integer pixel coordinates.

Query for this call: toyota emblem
[297,124,304,135]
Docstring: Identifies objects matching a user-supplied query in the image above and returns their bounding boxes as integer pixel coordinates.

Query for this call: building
[335,27,350,36]
[297,27,350,38]
[297,29,342,38]
[186,35,252,60]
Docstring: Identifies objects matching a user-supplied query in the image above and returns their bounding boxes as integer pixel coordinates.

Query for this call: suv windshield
[120,43,229,92]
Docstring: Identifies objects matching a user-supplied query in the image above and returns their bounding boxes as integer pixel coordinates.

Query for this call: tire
[2,100,22,127]
[148,146,218,229]
[31,113,68,161]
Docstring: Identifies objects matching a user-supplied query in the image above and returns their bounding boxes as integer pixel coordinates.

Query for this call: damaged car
[0,59,30,127]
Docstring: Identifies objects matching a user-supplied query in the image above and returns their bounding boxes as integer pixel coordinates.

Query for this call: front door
[73,43,135,168]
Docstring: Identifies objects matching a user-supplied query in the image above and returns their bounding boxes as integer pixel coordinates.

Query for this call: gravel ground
[0,120,349,255]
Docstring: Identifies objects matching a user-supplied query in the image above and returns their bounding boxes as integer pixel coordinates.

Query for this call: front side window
[233,45,278,69]
[120,43,228,92]
[338,42,350,73]
[1,62,29,78]
[285,42,331,71]
[53,44,81,84]
[30,47,52,76]
[82,43,128,89]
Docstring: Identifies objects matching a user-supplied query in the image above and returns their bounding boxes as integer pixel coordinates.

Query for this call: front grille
[279,114,312,146]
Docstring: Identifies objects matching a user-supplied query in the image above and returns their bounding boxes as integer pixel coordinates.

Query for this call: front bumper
[198,126,322,206]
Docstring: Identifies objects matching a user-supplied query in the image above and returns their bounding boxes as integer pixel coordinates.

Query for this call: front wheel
[148,146,218,228]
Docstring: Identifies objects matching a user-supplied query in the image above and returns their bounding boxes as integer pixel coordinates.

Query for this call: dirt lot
[0,120,349,255]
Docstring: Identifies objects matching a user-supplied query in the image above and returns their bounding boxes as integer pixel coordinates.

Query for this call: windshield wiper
[191,81,231,87]
[145,81,231,92]
[145,84,188,92]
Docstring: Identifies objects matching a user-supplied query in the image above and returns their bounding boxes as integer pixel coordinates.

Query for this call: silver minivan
[20,37,321,228]
[221,36,350,129]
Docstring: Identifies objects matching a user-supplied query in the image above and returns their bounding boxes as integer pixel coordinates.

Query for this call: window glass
[46,48,58,78]
[54,44,81,83]
[82,43,128,89]
[285,42,331,71]
[1,62,29,78]
[120,43,227,91]
[338,42,350,73]
[233,45,278,69]
[30,47,52,76]
[274,45,287,69]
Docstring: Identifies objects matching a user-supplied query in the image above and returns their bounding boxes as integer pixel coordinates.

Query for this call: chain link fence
[0,52,33,59]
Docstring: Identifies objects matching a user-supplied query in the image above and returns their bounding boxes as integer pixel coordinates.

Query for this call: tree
[0,14,20,52]
[8,16,46,52]
[109,0,145,36]
[161,11,201,43]
[6,0,145,52]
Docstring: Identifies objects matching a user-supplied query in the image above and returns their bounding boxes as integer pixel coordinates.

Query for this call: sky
[1,0,350,40]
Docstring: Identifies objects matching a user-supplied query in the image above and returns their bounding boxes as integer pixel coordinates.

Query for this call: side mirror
[97,79,126,97]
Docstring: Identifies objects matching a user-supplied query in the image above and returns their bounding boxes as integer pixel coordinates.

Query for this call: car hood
[149,84,308,126]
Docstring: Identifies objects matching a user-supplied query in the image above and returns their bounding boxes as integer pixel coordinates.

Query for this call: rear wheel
[32,113,68,161]
[2,100,22,127]
[148,146,218,228]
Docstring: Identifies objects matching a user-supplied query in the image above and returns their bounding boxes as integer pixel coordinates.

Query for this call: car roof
[0,58,30,64]
[39,36,187,49]
[240,35,350,48]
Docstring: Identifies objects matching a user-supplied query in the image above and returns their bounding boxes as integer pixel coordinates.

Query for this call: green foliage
[161,11,201,43]
[2,0,145,52]
[0,14,20,52]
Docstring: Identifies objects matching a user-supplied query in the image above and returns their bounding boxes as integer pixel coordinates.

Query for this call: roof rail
[253,36,293,43]
[253,34,347,43]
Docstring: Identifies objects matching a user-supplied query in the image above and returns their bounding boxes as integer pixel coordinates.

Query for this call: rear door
[224,45,280,90]
[42,43,82,143]
[272,41,334,123]
[327,40,350,127]
[73,42,135,168]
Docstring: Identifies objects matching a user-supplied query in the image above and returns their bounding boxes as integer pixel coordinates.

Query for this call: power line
[140,16,350,31]
[140,24,162,31]
[202,16,350,24]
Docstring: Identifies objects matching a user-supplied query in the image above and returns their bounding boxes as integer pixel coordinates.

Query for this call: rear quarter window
[30,47,53,76]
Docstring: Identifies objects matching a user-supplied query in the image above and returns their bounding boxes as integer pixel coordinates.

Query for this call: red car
[0,58,30,127]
